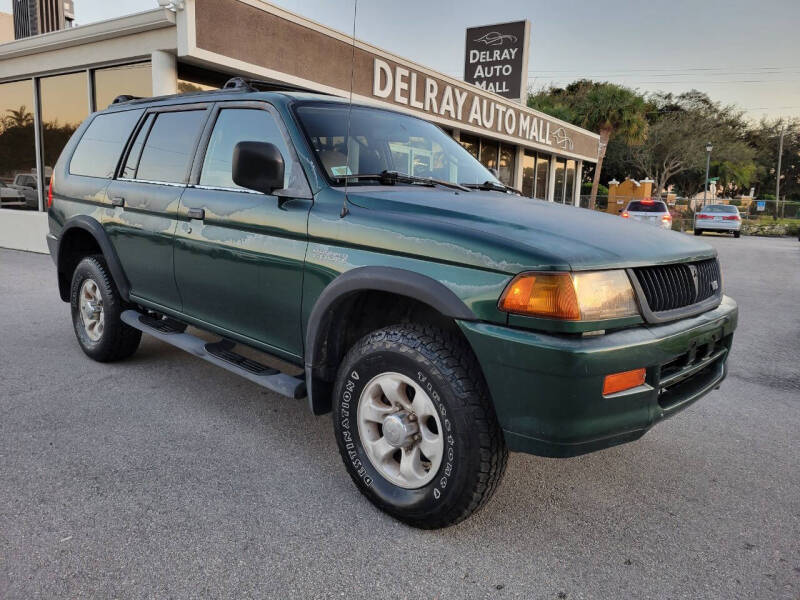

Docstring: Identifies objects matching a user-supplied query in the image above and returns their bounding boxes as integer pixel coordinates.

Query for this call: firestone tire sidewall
[333,344,477,523]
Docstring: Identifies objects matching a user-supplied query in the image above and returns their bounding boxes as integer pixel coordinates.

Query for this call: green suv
[47,78,738,528]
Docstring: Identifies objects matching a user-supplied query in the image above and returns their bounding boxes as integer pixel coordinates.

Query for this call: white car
[694,204,741,238]
[0,182,27,209]
[621,199,672,230]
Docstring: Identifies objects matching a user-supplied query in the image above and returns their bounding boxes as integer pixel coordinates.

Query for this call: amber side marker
[603,368,646,395]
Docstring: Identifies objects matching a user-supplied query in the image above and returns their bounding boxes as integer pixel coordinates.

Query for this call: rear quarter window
[69,109,144,178]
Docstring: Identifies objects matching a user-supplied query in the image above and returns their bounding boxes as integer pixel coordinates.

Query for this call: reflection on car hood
[345,187,716,272]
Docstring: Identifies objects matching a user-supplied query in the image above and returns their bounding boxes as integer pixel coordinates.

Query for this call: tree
[528,80,648,208]
[628,91,754,198]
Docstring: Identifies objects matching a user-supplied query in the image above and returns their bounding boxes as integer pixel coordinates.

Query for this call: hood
[345,186,715,273]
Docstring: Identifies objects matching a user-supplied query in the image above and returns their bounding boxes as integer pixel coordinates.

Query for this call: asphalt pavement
[0,234,798,599]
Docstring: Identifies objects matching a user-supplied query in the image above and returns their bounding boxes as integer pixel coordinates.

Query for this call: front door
[173,103,312,359]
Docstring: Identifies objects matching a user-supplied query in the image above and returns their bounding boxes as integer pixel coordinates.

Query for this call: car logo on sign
[474,32,518,47]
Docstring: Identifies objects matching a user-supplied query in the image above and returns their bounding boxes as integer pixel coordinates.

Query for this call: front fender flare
[303,266,476,414]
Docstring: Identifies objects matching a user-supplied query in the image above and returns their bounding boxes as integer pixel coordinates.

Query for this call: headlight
[498,270,639,321]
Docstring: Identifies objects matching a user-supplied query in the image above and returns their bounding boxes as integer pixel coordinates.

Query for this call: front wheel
[332,324,507,529]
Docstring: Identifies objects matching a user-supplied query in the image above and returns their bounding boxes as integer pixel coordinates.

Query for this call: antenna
[341,0,358,219]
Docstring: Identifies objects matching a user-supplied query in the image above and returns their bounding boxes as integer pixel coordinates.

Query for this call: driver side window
[200,108,292,190]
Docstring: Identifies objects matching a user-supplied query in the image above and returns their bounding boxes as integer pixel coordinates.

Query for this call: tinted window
[628,201,668,213]
[136,110,206,183]
[70,110,143,178]
[122,113,155,179]
[704,205,738,213]
[200,108,292,189]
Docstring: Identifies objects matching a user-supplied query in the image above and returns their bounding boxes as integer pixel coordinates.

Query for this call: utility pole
[702,142,713,210]
[775,124,785,220]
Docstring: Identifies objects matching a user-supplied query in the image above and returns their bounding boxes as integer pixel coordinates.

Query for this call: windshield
[295,103,500,186]
[703,205,738,213]
[627,201,668,213]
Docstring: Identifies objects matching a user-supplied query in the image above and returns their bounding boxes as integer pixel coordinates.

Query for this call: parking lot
[0,234,798,599]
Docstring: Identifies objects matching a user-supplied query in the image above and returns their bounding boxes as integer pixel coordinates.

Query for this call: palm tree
[529,81,648,209]
[4,106,34,128]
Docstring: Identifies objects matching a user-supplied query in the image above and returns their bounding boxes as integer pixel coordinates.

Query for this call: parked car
[9,173,49,210]
[0,182,27,209]
[46,78,738,528]
[694,204,742,237]
[621,199,673,230]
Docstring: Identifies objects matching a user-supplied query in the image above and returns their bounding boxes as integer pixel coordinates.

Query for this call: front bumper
[458,295,738,457]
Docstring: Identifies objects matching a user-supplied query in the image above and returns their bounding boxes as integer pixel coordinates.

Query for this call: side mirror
[488,167,500,178]
[232,141,285,195]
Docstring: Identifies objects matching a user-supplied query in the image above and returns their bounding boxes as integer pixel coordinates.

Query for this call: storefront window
[521,150,535,197]
[94,63,152,110]
[553,157,566,203]
[534,154,549,200]
[498,143,515,186]
[40,72,89,192]
[458,133,480,161]
[0,79,38,211]
[565,159,576,206]
[480,141,498,173]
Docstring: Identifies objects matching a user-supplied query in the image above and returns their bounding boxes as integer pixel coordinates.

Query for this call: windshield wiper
[332,170,471,192]
[461,180,521,195]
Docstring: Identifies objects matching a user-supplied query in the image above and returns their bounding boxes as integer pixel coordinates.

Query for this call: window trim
[67,107,145,180]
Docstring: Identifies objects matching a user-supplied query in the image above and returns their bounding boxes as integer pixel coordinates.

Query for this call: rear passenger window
[69,109,143,178]
[136,110,206,183]
[200,108,292,190]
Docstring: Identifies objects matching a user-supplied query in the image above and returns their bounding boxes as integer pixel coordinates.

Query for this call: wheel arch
[304,266,477,415]
[56,216,130,303]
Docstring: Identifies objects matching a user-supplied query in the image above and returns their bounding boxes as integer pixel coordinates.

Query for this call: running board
[121,310,306,399]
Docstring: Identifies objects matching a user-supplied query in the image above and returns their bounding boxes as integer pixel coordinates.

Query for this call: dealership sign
[464,21,529,101]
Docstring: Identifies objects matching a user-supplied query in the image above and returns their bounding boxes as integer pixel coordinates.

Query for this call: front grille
[633,258,721,313]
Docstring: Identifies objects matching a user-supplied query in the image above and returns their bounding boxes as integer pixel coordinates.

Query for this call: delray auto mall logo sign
[464,21,528,100]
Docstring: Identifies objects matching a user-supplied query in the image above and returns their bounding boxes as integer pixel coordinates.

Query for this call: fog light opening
[603,368,646,395]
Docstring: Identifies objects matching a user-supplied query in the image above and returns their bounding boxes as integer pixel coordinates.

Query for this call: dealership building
[0,0,599,253]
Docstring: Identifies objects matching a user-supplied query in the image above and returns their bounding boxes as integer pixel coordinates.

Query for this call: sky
[3,0,799,121]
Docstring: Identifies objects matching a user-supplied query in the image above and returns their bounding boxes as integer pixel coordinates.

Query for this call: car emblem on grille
[710,279,719,291]
[688,264,699,297]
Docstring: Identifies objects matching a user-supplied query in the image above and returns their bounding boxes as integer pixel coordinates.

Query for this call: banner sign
[464,21,529,101]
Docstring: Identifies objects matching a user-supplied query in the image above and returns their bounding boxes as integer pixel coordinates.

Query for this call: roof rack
[111,94,143,105]
[222,76,328,95]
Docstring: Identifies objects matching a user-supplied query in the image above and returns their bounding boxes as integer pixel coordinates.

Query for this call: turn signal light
[498,272,580,320]
[621,211,630,218]
[603,368,646,395]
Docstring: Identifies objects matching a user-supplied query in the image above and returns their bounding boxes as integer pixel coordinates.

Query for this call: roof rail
[222,76,328,95]
[111,94,143,105]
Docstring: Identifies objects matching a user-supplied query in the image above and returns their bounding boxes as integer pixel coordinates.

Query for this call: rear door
[105,104,210,310]
[173,101,312,358]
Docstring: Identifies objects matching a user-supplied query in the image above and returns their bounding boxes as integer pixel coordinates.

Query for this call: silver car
[0,182,27,209]
[621,199,672,230]
[694,204,741,238]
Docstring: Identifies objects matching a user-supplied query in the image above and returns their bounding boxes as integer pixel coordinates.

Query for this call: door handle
[111,196,125,207]
[187,208,205,220]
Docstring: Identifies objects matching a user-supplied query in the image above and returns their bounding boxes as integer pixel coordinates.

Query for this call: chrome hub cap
[357,372,444,489]
[78,278,104,342]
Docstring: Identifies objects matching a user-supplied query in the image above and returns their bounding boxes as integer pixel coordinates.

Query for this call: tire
[694,228,703,236]
[332,324,507,529]
[733,231,740,238]
[70,255,141,362]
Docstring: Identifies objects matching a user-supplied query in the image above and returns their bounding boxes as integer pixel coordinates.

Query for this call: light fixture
[705,142,713,153]
[157,0,185,11]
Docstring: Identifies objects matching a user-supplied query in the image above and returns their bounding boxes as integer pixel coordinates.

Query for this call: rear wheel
[70,255,141,362]
[733,231,740,238]
[332,324,507,529]
[694,228,703,236]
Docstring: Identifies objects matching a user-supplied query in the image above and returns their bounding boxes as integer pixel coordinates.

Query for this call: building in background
[0,0,598,253]
[13,0,75,40]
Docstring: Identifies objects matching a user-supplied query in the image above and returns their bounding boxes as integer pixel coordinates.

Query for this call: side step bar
[121,310,306,399]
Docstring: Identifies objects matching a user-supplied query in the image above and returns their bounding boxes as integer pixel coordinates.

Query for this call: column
[547,154,557,202]
[513,145,524,191]
[574,160,583,206]
[151,50,178,97]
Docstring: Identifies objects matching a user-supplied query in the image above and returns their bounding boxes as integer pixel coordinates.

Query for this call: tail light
[697,214,713,220]
[662,214,672,222]
[621,211,630,218]
[47,175,54,209]
[722,215,740,221]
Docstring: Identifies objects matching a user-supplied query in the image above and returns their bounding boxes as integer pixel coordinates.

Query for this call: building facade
[0,0,599,253]
[12,0,74,40]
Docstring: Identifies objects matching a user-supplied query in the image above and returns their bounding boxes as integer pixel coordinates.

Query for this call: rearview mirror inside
[232,141,285,195]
